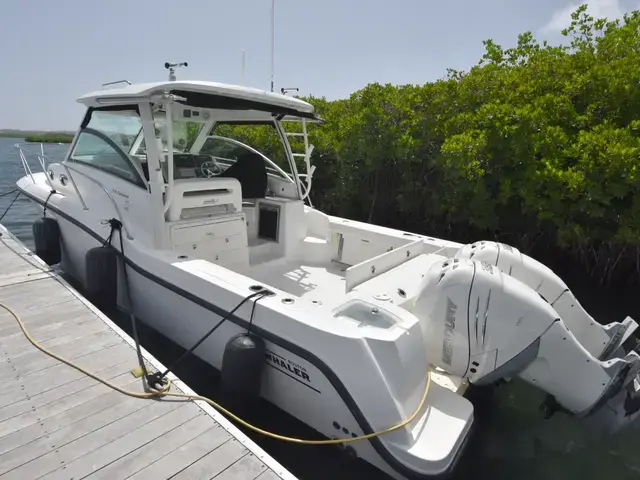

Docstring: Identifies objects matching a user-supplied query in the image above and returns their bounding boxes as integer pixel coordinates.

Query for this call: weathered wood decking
[0,224,296,480]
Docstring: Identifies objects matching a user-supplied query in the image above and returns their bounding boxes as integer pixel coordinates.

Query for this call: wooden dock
[0,224,297,480]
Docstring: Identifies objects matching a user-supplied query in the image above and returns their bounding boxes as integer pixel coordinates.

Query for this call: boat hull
[17,180,470,480]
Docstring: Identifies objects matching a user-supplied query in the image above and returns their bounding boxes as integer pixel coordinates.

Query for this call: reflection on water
[1,136,639,479]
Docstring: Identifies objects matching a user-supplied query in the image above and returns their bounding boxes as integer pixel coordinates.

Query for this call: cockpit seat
[219,151,267,199]
[302,208,335,263]
[166,177,243,222]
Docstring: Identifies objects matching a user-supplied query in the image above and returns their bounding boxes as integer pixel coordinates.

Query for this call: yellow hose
[0,300,431,445]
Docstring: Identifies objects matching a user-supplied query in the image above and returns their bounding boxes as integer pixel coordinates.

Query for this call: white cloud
[541,0,625,34]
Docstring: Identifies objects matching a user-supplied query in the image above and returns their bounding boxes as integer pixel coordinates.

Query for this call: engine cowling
[413,255,640,425]
[455,241,638,360]
[413,257,558,384]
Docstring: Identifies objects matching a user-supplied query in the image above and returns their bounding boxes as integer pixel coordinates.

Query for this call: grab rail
[16,143,88,210]
[15,143,132,240]
[64,164,134,240]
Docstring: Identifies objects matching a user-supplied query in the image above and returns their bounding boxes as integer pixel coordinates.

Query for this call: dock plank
[76,413,213,479]
[0,342,137,394]
[126,425,232,479]
[0,359,134,423]
[0,224,293,480]
[172,439,249,479]
[214,452,270,480]
[0,378,143,456]
[0,370,141,438]
[0,331,123,380]
[257,471,285,480]
[0,380,150,475]
[0,343,133,389]
[2,399,187,480]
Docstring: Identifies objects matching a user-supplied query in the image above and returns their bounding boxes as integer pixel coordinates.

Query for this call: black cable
[247,291,269,334]
[112,219,148,381]
[150,289,271,386]
[102,215,273,390]
[42,190,56,217]
[0,192,21,222]
[0,189,18,198]
[101,219,147,382]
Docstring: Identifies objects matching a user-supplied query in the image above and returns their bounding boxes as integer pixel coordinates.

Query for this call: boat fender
[221,333,266,403]
[85,246,118,310]
[32,217,61,266]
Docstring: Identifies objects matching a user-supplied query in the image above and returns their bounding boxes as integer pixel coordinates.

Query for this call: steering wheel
[199,159,221,178]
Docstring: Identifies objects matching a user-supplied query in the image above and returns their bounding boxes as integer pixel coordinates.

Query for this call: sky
[1,0,638,131]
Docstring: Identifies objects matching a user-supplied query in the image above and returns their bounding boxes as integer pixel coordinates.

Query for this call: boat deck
[247,258,348,302]
[0,224,296,480]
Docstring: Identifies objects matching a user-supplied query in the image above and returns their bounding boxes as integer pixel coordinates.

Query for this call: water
[2,135,640,479]
[0,138,69,248]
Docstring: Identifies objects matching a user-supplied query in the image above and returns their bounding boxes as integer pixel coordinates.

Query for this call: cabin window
[68,110,146,188]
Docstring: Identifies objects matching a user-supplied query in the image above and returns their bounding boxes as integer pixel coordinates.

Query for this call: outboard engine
[413,257,640,432]
[455,241,637,360]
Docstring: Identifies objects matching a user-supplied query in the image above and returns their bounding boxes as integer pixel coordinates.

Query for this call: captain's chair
[220,151,267,200]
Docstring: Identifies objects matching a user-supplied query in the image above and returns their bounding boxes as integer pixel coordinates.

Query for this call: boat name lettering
[265,351,311,383]
[111,189,130,199]
[442,297,457,366]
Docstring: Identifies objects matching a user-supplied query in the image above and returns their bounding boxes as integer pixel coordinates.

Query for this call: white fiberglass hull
[17,175,473,480]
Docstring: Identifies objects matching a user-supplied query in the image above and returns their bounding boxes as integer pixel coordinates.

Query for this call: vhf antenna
[165,62,188,81]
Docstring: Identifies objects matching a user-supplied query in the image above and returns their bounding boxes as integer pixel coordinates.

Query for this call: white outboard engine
[413,257,640,433]
[455,241,638,360]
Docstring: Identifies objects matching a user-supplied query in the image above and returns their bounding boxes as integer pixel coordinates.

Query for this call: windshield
[200,136,290,181]
[136,119,204,155]
[88,110,142,150]
[201,122,292,177]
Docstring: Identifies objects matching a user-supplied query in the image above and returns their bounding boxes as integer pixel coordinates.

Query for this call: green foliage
[241,6,640,284]
[24,134,73,143]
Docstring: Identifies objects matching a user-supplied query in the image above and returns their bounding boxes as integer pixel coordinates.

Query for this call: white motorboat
[15,69,640,479]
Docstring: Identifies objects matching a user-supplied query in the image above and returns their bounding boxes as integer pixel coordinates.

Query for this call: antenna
[241,50,246,86]
[164,62,188,81]
[270,0,275,92]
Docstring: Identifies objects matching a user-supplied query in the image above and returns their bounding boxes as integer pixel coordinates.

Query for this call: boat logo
[265,350,311,383]
[442,297,457,366]
[481,261,494,274]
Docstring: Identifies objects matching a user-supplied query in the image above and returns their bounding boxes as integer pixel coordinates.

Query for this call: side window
[70,131,145,187]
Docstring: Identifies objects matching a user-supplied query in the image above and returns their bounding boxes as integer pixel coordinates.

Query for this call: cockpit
[129,109,298,201]
[70,82,322,274]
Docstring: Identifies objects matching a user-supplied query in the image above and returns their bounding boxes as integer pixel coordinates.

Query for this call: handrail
[274,120,304,200]
[17,143,133,240]
[64,164,134,240]
[163,100,175,214]
[61,163,89,211]
[16,143,88,210]
[101,79,131,88]
[17,149,35,184]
